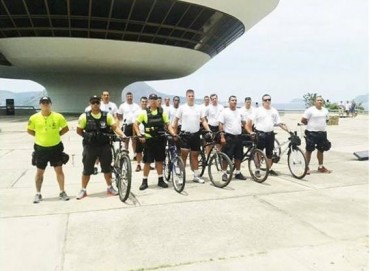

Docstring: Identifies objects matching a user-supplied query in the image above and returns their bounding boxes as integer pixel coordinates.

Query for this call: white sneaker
[193,176,205,184]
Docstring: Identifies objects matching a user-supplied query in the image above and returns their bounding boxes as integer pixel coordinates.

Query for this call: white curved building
[0,0,279,112]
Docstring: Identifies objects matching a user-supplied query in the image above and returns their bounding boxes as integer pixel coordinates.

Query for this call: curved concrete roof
[0,0,279,81]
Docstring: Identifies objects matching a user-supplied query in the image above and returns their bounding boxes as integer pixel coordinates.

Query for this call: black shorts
[304,130,331,152]
[135,138,144,153]
[82,144,112,175]
[33,142,64,169]
[256,131,275,159]
[180,131,201,151]
[222,134,244,160]
[143,137,166,163]
[123,124,134,137]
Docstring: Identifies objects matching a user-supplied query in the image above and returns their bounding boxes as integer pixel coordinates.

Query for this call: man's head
[157,96,162,108]
[314,96,324,109]
[148,93,158,109]
[204,95,210,106]
[39,96,52,111]
[244,97,252,109]
[125,92,133,104]
[164,97,170,106]
[173,96,180,108]
[89,95,101,111]
[228,95,237,110]
[186,89,195,105]
[140,96,148,109]
[261,94,272,109]
[101,90,110,103]
[210,94,218,105]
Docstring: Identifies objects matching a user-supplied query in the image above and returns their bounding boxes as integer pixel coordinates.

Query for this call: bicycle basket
[289,134,301,146]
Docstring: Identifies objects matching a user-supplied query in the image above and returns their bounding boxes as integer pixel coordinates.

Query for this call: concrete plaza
[0,113,368,271]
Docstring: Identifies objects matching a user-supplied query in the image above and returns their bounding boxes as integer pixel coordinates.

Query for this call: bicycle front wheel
[208,152,233,188]
[288,147,307,179]
[248,149,269,183]
[171,157,186,193]
[117,154,132,202]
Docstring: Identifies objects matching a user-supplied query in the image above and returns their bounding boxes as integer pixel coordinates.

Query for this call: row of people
[27,90,332,203]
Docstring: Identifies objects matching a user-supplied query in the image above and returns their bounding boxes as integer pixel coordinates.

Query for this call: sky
[0,0,368,103]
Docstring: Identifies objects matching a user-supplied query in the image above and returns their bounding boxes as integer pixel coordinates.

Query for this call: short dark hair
[245,97,251,101]
[126,92,133,96]
[173,96,180,101]
[228,95,237,101]
[262,94,271,100]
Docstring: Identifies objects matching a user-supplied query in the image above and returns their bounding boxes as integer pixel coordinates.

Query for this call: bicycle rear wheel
[117,154,132,202]
[163,150,171,181]
[208,152,233,188]
[171,157,186,193]
[248,149,269,183]
[288,147,307,179]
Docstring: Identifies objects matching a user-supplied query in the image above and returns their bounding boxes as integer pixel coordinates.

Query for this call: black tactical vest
[143,108,165,137]
[83,111,111,145]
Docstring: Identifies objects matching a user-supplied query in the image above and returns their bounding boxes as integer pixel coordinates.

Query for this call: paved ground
[0,113,368,271]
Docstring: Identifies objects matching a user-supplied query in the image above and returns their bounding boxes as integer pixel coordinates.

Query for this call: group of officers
[27,89,332,203]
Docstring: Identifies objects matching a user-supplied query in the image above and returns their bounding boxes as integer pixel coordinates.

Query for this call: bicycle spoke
[288,147,307,179]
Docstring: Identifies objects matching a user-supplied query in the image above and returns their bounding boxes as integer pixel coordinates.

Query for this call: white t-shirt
[118,102,140,124]
[302,106,329,132]
[248,106,281,132]
[176,103,204,133]
[100,101,118,116]
[169,105,180,125]
[240,106,254,121]
[205,104,224,126]
[218,108,243,135]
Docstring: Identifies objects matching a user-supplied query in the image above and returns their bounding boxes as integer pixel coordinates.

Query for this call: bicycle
[107,134,132,202]
[163,133,186,193]
[240,133,270,183]
[272,124,308,179]
[194,131,234,188]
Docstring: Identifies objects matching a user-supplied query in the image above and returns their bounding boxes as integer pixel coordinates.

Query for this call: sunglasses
[41,101,50,104]
[91,101,100,105]
[263,98,271,102]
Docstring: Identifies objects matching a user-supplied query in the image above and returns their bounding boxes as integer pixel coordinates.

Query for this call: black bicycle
[241,133,269,183]
[108,134,132,202]
[163,133,186,193]
[195,131,234,188]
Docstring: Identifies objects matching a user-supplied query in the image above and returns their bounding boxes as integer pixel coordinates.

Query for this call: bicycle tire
[163,150,171,181]
[198,150,207,177]
[171,157,186,193]
[273,138,282,163]
[117,154,132,202]
[288,147,307,179]
[208,152,233,188]
[248,149,269,183]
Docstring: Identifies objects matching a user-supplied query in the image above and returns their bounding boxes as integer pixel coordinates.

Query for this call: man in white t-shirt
[173,89,211,183]
[219,95,247,181]
[200,95,210,117]
[240,97,254,125]
[301,96,331,174]
[162,97,171,116]
[118,92,141,153]
[246,94,288,176]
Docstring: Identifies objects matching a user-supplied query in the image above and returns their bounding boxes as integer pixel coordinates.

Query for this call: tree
[303,92,317,108]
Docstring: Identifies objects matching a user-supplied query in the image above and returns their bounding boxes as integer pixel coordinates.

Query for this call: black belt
[225,133,239,138]
[255,130,274,135]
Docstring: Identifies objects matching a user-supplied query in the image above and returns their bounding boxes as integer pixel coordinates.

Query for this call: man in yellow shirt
[27,96,70,203]
[76,95,126,200]
[134,93,177,190]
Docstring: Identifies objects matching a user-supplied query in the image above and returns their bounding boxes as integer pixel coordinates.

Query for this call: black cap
[148,93,158,100]
[39,96,52,103]
[89,95,100,102]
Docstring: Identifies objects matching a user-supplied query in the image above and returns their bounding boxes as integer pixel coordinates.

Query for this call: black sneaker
[222,173,229,182]
[93,167,98,175]
[269,170,278,176]
[139,180,148,190]
[235,173,247,180]
[158,178,168,188]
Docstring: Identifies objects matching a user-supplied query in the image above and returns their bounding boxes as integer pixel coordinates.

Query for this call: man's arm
[59,126,69,136]
[27,129,35,136]
[301,117,308,125]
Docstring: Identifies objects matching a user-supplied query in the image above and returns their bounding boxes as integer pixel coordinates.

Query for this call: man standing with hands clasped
[301,95,332,174]
[76,95,126,200]
[27,96,70,203]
